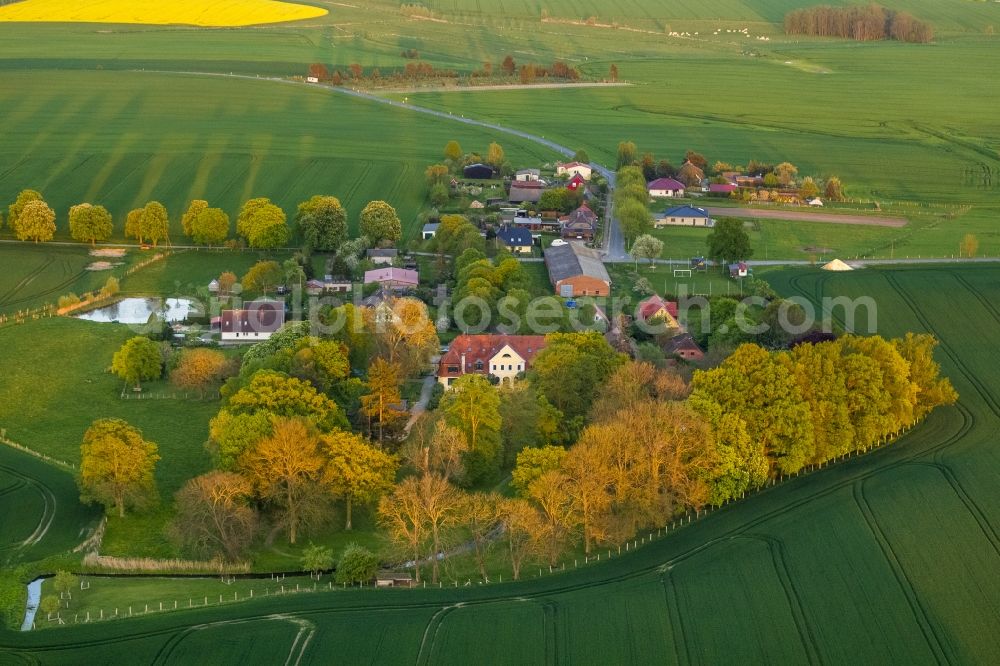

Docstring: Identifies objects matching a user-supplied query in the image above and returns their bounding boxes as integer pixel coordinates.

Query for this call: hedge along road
[127,70,631,261]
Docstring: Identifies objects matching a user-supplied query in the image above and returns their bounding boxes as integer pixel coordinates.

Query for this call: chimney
[460,354,466,374]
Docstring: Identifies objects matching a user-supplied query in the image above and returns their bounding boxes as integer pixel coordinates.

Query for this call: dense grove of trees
[785,4,933,43]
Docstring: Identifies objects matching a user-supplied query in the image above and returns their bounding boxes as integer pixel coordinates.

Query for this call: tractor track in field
[0,461,57,553]
[741,534,822,665]
[852,480,952,664]
[0,256,54,307]
[660,569,691,666]
[415,603,459,666]
[539,600,561,666]
[907,460,1000,560]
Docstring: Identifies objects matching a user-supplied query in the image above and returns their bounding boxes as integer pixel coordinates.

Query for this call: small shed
[376,573,415,588]
[367,248,398,265]
[422,222,440,240]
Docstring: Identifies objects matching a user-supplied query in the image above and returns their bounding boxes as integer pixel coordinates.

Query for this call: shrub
[335,543,379,584]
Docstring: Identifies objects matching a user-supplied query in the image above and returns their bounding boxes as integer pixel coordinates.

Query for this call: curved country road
[133,70,630,260]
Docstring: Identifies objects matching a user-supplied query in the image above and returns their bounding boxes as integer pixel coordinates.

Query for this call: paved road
[133,70,629,260]
[704,207,908,228]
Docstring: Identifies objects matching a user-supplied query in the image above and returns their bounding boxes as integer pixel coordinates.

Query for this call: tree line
[1,189,403,251]
[785,4,933,43]
[308,55,581,88]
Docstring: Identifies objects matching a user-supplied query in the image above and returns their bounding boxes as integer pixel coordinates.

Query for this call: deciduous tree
[171,471,258,560]
[296,195,347,251]
[617,141,638,169]
[111,336,162,391]
[321,429,398,530]
[170,348,231,397]
[241,260,283,295]
[239,418,327,544]
[444,140,463,162]
[68,203,113,245]
[7,189,42,230]
[79,419,159,518]
[12,199,56,243]
[631,234,663,267]
[360,358,405,443]
[335,544,379,584]
[359,200,401,245]
[706,217,752,266]
[139,201,169,247]
[378,477,426,582]
[227,370,343,431]
[499,497,543,580]
[237,197,289,249]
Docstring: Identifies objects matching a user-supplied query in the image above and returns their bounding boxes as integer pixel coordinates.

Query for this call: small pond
[75,298,198,324]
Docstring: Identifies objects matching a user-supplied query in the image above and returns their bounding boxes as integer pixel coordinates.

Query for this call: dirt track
[704,207,908,228]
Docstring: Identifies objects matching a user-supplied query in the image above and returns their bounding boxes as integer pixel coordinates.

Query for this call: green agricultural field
[0,70,557,244]
[0,244,119,315]
[3,264,1000,662]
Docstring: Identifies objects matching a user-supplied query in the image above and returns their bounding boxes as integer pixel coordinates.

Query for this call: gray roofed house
[366,248,399,265]
[421,222,440,240]
[544,242,611,296]
[509,181,545,204]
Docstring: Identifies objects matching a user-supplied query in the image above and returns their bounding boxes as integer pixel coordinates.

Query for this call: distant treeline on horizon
[785,4,933,43]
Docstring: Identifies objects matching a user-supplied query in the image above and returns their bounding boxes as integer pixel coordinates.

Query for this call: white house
[556,161,592,180]
[220,300,285,342]
[654,205,714,228]
[647,178,686,198]
[514,169,541,182]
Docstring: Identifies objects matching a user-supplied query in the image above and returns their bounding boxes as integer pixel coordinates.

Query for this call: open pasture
[0,0,326,27]
[3,264,1000,662]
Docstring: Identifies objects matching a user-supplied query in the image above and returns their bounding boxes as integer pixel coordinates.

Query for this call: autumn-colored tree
[609,63,619,82]
[360,358,405,442]
[378,477,426,582]
[241,260,283,295]
[781,341,854,462]
[12,199,56,242]
[171,471,258,560]
[68,203,113,245]
[217,271,237,296]
[407,418,469,484]
[295,195,348,251]
[237,197,289,249]
[425,164,450,188]
[592,361,688,423]
[308,63,329,80]
[960,233,979,258]
[774,162,799,186]
[370,297,439,377]
[417,472,462,583]
[499,497,543,580]
[459,492,502,580]
[321,429,398,530]
[171,348,231,397]
[527,469,577,565]
[485,141,505,168]
[79,418,159,518]
[444,140,463,162]
[349,63,363,79]
[561,442,611,554]
[111,336,162,391]
[239,418,327,544]
[798,176,820,200]
[501,55,516,75]
[359,200,402,245]
[824,176,844,201]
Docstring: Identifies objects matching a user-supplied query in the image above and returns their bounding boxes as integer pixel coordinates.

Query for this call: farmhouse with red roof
[437,334,547,387]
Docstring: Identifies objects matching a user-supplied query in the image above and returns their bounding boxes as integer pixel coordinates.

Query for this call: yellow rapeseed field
[0,0,327,26]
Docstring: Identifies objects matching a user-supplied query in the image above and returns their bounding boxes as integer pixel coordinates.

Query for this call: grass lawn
[119,248,292,297]
[0,317,219,496]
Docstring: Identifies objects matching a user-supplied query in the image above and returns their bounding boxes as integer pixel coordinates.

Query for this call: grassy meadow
[4,264,1000,661]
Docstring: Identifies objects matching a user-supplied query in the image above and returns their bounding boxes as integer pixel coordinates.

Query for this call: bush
[335,543,379,584]
[57,293,81,309]
[0,566,28,629]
